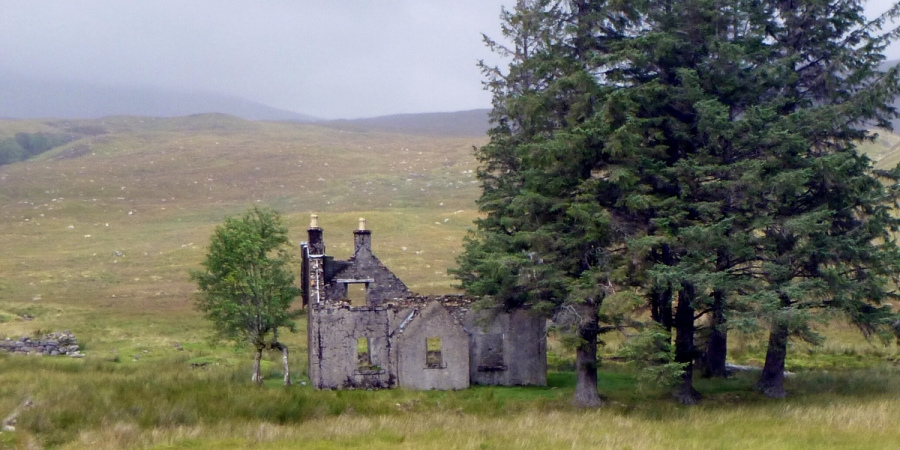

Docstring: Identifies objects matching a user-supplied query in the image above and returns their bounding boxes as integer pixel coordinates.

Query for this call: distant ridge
[0,76,319,122]
[321,109,490,137]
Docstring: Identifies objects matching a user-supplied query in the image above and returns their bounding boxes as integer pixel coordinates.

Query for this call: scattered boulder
[1,398,32,433]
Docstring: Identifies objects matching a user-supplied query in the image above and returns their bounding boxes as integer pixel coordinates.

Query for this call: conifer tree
[458,0,900,405]
[722,0,900,398]
[626,0,900,399]
[454,0,646,407]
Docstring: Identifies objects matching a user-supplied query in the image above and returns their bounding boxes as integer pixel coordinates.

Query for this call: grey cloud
[0,1,512,119]
[1,1,897,119]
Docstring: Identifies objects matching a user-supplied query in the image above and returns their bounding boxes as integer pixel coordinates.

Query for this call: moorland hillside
[3,113,899,325]
[0,114,486,324]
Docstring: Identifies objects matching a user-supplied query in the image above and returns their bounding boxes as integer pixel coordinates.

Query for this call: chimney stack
[308,214,325,255]
[354,217,371,253]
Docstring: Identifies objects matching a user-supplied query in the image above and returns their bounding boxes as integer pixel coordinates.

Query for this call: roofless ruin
[301,215,548,390]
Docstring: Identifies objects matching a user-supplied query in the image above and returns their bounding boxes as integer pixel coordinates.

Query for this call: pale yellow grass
[0,116,485,314]
[50,399,900,450]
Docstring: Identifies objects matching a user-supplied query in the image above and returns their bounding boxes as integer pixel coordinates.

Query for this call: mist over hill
[320,109,491,137]
[0,76,319,122]
[0,75,493,137]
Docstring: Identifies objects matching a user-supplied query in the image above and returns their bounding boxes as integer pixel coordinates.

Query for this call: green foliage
[454,0,649,405]
[15,132,74,157]
[617,325,687,389]
[457,0,900,402]
[190,207,301,349]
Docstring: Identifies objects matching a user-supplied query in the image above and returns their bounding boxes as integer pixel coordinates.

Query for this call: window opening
[357,337,377,371]
[477,334,507,371]
[346,283,367,307]
[426,337,443,368]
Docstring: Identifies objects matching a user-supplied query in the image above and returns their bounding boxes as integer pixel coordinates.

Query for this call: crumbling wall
[465,309,547,386]
[307,306,395,389]
[395,302,470,390]
[0,331,83,358]
[323,246,409,306]
[308,299,548,390]
[303,216,548,391]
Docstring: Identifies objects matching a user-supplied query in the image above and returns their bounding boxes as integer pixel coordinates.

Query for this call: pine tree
[458,0,900,405]
[724,0,900,398]
[624,0,900,399]
[454,0,647,407]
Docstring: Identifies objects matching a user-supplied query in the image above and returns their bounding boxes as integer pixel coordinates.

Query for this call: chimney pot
[353,219,372,253]
[307,214,324,254]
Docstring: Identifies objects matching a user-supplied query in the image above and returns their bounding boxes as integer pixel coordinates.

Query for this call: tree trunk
[756,294,792,398]
[703,290,728,378]
[272,342,292,386]
[650,286,673,333]
[650,245,674,333]
[573,302,603,408]
[755,321,788,398]
[674,283,701,405]
[252,347,263,386]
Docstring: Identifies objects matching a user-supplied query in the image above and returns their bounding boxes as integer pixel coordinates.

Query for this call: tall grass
[2,356,898,448]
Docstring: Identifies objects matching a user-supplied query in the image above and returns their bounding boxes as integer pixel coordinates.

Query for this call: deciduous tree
[191,207,301,386]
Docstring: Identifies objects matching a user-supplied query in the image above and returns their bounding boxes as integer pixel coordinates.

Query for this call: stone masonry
[302,216,547,390]
[0,331,84,357]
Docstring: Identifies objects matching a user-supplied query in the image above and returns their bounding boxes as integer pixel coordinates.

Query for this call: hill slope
[1,117,897,316]
[859,128,900,169]
[0,114,485,316]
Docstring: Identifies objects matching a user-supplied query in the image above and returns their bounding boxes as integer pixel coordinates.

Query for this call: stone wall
[323,243,409,306]
[302,216,548,391]
[307,306,396,389]
[0,331,83,357]
[395,302,470,390]
[465,309,547,386]
[308,297,547,390]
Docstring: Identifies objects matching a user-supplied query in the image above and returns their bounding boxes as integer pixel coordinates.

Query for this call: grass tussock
[38,385,900,450]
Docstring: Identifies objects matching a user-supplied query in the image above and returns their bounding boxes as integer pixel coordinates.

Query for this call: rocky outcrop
[0,331,83,357]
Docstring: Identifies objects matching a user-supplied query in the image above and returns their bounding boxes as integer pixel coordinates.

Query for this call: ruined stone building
[301,215,547,390]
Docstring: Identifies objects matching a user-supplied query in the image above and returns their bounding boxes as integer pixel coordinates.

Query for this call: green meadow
[1,115,899,449]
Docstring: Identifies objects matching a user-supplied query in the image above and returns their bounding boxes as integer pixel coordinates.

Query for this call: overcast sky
[0,1,898,120]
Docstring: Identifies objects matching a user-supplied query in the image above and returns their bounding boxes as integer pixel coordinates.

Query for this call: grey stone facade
[466,309,547,386]
[302,216,547,390]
